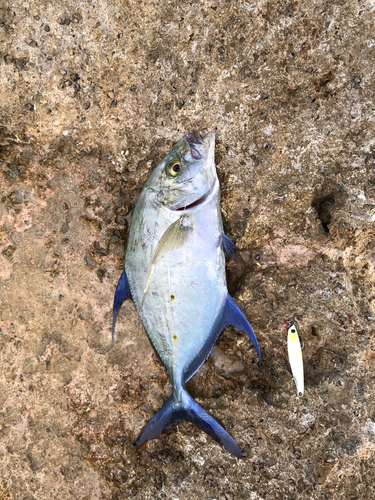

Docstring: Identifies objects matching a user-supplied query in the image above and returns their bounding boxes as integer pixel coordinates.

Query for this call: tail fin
[134,390,242,458]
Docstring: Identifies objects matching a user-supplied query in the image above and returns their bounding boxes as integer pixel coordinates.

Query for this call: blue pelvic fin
[221,234,237,261]
[134,390,242,458]
[185,294,260,382]
[112,270,131,345]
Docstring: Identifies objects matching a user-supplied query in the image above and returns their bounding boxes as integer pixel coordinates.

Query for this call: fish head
[147,130,217,211]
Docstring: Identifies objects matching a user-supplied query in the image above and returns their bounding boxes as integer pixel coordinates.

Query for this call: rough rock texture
[1,1,375,499]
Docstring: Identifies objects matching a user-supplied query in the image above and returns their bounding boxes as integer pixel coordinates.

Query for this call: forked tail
[134,388,242,458]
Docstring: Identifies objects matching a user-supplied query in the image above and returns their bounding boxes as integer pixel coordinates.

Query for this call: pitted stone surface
[1,1,375,499]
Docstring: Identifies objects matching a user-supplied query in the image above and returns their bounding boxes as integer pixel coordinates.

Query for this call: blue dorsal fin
[221,234,237,261]
[112,270,132,345]
[184,295,260,382]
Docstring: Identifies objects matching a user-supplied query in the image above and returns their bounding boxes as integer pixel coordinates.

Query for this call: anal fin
[223,295,261,363]
[185,294,260,382]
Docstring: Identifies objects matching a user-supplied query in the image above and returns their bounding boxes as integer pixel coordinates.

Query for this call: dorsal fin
[112,270,132,345]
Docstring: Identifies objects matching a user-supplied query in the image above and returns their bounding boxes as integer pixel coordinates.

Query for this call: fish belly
[125,192,227,376]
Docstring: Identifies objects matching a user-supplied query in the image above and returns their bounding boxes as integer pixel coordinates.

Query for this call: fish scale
[112,130,261,458]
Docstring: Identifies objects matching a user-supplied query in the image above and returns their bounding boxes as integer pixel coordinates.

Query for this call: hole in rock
[312,193,335,233]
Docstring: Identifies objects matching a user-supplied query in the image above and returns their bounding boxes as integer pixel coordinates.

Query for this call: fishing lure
[285,320,304,397]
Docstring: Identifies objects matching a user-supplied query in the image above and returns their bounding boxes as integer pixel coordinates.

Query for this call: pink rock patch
[269,239,316,269]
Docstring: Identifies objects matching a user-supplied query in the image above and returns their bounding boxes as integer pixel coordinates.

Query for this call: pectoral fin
[141,216,192,309]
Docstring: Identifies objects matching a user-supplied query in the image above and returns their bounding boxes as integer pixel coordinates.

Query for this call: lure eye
[168,161,182,177]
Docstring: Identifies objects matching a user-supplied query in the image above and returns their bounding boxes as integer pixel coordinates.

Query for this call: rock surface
[1,1,375,499]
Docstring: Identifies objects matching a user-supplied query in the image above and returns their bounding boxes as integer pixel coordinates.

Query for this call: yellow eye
[168,161,182,177]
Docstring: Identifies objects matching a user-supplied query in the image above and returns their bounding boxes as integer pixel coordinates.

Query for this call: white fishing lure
[286,322,304,396]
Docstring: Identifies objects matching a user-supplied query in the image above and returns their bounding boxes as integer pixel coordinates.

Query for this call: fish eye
[168,161,182,177]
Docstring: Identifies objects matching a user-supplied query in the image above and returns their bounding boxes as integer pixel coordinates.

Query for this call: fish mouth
[185,130,204,159]
[175,178,216,211]
[173,130,216,211]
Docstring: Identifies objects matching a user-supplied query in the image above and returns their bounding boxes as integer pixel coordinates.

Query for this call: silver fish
[113,130,261,458]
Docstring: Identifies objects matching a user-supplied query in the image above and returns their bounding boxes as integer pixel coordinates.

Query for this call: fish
[285,320,304,397]
[112,130,261,458]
